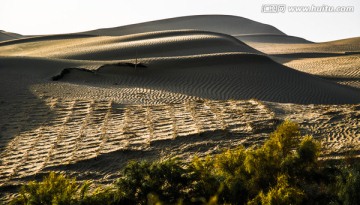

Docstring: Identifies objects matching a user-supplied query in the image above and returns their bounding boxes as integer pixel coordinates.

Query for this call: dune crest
[81,15,285,37]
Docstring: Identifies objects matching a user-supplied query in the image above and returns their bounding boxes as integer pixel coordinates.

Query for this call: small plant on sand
[248,175,304,205]
[10,172,89,205]
[116,159,192,204]
[10,172,119,205]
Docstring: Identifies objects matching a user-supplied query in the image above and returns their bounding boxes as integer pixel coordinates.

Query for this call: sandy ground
[247,38,360,89]
[0,15,359,201]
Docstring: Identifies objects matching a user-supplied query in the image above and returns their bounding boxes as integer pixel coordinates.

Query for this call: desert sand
[0,15,359,200]
[247,37,360,89]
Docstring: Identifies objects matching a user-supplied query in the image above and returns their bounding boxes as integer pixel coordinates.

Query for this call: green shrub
[336,165,360,205]
[214,147,248,204]
[116,159,192,204]
[248,175,304,205]
[10,172,89,205]
[81,187,120,205]
[188,156,222,203]
[10,172,120,205]
[243,121,303,195]
[297,136,320,164]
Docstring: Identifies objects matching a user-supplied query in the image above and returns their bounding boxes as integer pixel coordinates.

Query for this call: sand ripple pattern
[284,55,360,89]
[0,98,275,187]
[1,98,359,188]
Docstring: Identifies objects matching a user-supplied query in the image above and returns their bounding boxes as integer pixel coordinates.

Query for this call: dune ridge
[0,30,261,60]
[80,15,286,37]
[235,34,312,44]
[0,34,96,46]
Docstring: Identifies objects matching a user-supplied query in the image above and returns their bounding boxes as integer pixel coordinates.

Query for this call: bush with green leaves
[10,172,90,205]
[336,164,360,205]
[10,172,119,205]
[116,159,192,204]
[248,175,304,205]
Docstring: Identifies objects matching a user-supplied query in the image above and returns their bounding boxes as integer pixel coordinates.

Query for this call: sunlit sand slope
[235,34,312,44]
[250,37,360,54]
[249,37,360,88]
[284,55,360,89]
[0,30,261,59]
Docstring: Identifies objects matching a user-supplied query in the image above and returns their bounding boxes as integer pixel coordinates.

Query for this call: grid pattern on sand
[0,99,359,187]
[0,99,274,186]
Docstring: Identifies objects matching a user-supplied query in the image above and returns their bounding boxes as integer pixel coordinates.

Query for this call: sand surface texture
[248,37,360,89]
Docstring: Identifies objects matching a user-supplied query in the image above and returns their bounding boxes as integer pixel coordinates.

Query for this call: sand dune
[0,34,96,46]
[283,54,360,89]
[0,30,23,42]
[235,34,312,44]
[0,30,261,60]
[81,15,285,37]
[2,51,359,105]
[248,37,360,89]
[79,15,314,44]
[78,15,321,44]
[0,28,359,105]
[249,37,360,55]
[45,53,360,104]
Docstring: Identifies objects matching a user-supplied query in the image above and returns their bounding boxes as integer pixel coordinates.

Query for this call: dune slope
[249,37,360,88]
[0,30,23,42]
[0,27,358,104]
[48,53,360,104]
[81,15,285,37]
[0,30,261,60]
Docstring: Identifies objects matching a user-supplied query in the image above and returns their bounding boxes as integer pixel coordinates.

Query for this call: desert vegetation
[10,121,360,205]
